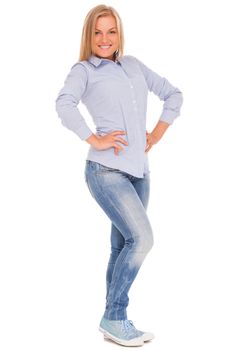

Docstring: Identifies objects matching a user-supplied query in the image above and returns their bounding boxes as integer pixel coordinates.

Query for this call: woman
[55,4,183,347]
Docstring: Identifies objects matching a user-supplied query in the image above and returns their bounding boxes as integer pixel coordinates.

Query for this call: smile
[98,45,112,49]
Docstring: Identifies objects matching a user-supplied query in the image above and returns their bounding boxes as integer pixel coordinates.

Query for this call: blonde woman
[55,4,183,347]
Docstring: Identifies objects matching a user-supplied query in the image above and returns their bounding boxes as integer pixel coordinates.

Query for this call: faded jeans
[84,160,154,320]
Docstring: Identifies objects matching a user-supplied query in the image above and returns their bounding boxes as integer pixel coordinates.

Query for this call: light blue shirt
[55,54,183,178]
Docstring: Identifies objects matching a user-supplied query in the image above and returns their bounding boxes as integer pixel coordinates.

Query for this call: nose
[100,33,110,44]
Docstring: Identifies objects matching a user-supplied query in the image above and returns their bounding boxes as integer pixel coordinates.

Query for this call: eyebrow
[95,27,117,31]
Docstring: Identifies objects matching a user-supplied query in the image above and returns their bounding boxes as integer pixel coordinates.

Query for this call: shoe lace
[123,320,137,333]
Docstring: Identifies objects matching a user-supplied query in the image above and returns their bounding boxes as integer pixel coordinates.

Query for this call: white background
[0,0,233,349]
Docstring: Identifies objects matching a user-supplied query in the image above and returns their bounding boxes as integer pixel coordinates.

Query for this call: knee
[126,227,154,254]
[140,223,154,253]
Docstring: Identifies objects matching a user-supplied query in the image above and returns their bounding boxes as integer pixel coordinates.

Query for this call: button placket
[129,83,138,111]
[118,65,139,143]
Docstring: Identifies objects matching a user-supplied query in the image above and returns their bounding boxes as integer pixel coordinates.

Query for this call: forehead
[95,15,117,29]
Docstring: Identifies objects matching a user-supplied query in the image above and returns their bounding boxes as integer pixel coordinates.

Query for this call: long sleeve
[134,57,183,124]
[55,63,93,140]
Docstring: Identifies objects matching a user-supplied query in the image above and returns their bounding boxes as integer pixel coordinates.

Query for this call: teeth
[99,45,111,49]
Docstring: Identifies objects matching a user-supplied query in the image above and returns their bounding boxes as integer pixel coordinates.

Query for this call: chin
[94,48,116,59]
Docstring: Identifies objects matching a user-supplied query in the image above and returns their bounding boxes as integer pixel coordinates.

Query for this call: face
[92,15,119,61]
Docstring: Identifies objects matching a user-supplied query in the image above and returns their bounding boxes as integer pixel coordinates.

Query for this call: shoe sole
[99,326,144,347]
[104,332,154,342]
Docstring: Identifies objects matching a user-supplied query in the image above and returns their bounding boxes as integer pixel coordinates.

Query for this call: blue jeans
[84,160,154,320]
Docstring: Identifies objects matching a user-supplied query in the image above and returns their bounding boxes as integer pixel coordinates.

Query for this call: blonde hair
[79,4,124,61]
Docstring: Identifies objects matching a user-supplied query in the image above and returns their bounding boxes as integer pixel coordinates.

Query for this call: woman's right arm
[55,63,93,141]
[55,62,128,154]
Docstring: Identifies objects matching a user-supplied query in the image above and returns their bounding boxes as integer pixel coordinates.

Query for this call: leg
[85,161,153,320]
[106,173,150,299]
[106,224,125,300]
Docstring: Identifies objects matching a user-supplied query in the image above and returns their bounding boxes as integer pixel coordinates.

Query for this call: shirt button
[133,100,136,103]
[130,85,133,88]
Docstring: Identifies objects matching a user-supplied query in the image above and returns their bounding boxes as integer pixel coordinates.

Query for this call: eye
[110,31,116,34]
[95,31,100,35]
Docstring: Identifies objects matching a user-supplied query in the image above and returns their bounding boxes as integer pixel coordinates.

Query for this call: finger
[112,130,126,135]
[145,143,150,152]
[113,143,123,151]
[114,146,120,156]
[114,137,128,145]
[145,144,152,153]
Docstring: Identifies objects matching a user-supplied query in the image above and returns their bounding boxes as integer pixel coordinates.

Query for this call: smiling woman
[55,3,183,347]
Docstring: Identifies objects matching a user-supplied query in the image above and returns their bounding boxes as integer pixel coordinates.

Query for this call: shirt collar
[88,54,123,67]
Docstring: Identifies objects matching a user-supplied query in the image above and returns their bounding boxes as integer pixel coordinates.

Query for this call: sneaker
[103,319,154,342]
[99,317,144,347]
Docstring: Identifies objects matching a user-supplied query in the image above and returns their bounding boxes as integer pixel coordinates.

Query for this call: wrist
[151,132,159,144]
[86,133,100,147]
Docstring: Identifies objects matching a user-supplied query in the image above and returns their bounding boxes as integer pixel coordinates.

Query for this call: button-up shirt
[55,54,183,178]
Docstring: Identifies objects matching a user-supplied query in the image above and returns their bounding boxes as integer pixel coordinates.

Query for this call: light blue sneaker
[102,319,154,343]
[99,317,144,346]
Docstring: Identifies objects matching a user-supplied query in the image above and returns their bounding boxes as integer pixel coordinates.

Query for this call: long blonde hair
[79,4,124,61]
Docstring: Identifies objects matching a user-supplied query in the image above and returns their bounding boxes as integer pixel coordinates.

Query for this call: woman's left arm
[134,57,183,152]
[145,120,170,153]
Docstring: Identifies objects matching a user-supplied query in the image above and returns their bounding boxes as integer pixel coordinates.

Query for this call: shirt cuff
[159,110,179,125]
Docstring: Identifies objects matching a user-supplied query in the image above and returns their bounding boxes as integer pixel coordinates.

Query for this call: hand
[94,130,128,156]
[144,121,170,153]
[145,131,157,153]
